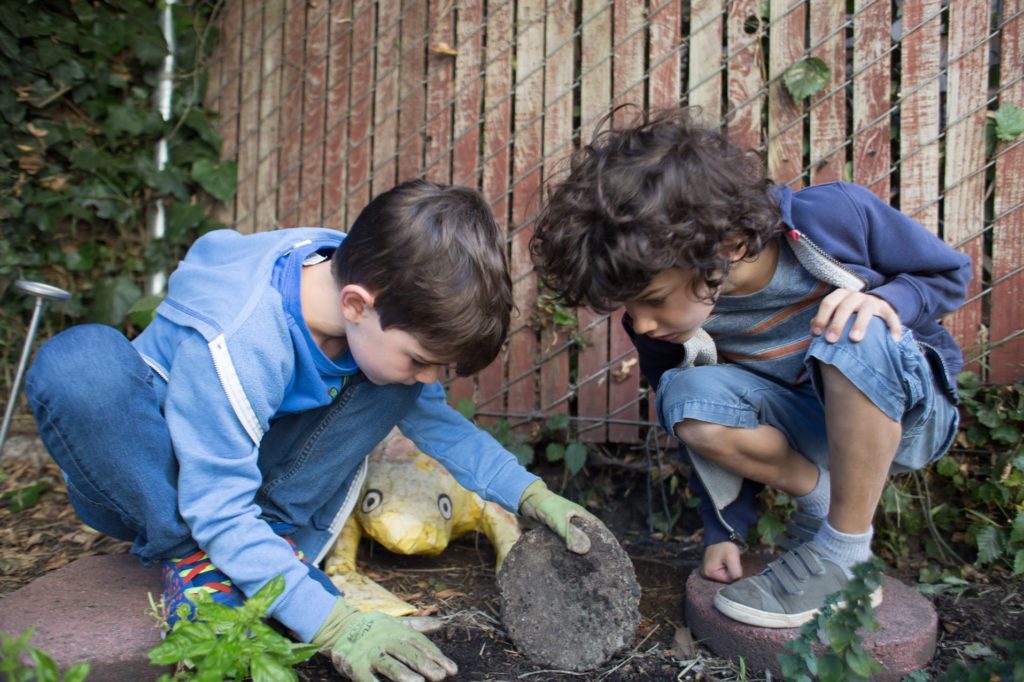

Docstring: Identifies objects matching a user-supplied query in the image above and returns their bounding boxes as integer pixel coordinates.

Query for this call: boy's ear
[723,239,748,264]
[339,284,376,322]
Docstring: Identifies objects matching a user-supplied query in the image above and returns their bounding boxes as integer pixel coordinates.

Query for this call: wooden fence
[206,0,1024,443]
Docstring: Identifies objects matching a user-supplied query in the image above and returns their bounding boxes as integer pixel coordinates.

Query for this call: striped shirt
[704,239,833,384]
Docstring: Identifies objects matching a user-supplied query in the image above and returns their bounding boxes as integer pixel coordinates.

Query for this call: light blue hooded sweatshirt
[132,227,537,641]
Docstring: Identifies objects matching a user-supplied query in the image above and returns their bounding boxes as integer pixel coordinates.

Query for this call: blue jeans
[657,317,960,473]
[25,324,420,566]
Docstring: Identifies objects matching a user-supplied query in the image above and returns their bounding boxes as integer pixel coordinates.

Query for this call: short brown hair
[332,180,512,376]
[531,108,782,312]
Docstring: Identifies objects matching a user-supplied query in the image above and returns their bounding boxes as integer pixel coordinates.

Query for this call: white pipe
[146,0,177,296]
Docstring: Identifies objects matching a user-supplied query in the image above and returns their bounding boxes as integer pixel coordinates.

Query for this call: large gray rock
[497,517,641,671]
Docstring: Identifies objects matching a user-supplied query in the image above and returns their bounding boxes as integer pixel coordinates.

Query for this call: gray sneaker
[713,542,883,628]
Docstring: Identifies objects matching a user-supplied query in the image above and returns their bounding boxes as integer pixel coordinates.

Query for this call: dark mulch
[2,444,1022,680]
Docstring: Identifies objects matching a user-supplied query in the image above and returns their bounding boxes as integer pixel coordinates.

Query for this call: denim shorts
[656,317,960,473]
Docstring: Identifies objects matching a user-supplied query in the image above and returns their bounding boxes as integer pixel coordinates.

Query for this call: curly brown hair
[530,108,783,312]
[333,180,512,376]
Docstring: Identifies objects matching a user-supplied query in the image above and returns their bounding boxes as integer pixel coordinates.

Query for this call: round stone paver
[498,518,641,671]
[685,556,937,680]
[0,554,168,681]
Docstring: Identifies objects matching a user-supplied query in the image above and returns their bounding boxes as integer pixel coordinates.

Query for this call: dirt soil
[1,453,1022,680]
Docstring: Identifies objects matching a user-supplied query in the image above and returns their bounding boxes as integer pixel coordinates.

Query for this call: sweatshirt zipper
[787,228,869,291]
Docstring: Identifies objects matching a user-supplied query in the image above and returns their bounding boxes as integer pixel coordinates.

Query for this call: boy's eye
[644,298,665,307]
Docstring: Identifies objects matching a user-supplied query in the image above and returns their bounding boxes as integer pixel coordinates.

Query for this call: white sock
[793,465,830,519]
[813,520,873,577]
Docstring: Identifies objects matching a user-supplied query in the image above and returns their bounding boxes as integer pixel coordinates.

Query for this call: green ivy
[0,0,233,412]
[0,628,90,682]
[777,558,886,682]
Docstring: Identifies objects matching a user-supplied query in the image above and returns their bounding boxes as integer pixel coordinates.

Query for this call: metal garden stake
[0,280,71,455]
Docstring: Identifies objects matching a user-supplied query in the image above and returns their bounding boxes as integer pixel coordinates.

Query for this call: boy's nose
[630,313,657,336]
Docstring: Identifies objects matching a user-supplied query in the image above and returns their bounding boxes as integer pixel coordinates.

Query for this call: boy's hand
[702,541,743,583]
[312,598,458,682]
[811,289,902,343]
[518,480,597,554]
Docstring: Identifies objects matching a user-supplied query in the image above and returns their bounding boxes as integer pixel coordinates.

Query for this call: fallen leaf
[26,122,48,138]
[672,625,699,659]
[394,591,424,602]
[414,604,440,617]
[39,174,68,191]
[434,588,466,599]
[18,155,45,175]
[431,42,458,57]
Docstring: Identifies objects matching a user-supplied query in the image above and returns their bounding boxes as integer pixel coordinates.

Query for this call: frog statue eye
[361,489,383,513]
[437,494,453,520]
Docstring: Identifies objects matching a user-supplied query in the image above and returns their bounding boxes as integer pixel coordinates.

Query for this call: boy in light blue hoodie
[25,180,601,682]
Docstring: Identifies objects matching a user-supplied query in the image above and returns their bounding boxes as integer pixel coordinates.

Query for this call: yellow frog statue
[323,429,523,616]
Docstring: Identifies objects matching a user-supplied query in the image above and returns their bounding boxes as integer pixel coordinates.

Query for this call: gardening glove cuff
[518,480,594,554]
[312,598,458,682]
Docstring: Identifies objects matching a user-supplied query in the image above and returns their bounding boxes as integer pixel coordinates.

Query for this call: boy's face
[623,268,716,343]
[342,290,449,385]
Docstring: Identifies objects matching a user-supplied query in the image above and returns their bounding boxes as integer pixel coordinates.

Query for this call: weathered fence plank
[991,2,1024,383]
[345,0,375,218]
[299,0,329,225]
[852,0,891,198]
[322,0,352,230]
[725,0,764,153]
[649,0,682,111]
[371,1,400,196]
[234,0,262,233]
[609,0,646,442]
[477,0,514,423]
[898,0,942,234]
[255,0,284,232]
[277,0,307,226]
[808,0,845,184]
[424,0,455,184]
[539,0,575,419]
[397,0,426,182]
[688,0,723,122]
[508,0,544,427]
[577,0,613,442]
[944,1,990,362]
[767,0,804,187]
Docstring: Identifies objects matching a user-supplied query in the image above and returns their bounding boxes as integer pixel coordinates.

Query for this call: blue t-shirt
[270,245,359,416]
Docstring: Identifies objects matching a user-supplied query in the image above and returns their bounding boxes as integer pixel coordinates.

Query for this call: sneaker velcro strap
[777,511,824,551]
[766,544,828,595]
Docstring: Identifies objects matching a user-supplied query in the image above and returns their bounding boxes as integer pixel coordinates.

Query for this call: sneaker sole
[712,586,883,628]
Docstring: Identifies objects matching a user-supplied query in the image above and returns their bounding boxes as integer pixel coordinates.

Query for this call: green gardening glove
[311,598,458,682]
[518,480,598,554]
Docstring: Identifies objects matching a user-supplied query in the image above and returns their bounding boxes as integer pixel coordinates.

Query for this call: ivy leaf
[167,200,207,240]
[89,275,141,326]
[992,103,1024,142]
[545,442,565,463]
[510,443,535,467]
[784,57,830,101]
[991,423,1021,444]
[128,294,163,328]
[191,158,237,202]
[565,442,588,475]
[975,526,1002,565]
[1011,509,1024,544]
[1015,549,1024,576]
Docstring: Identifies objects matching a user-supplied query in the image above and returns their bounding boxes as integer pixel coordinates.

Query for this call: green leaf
[544,413,570,433]
[455,398,476,420]
[1015,549,1024,576]
[565,442,588,475]
[993,102,1024,142]
[963,642,995,659]
[63,662,92,682]
[975,526,1002,564]
[991,422,1021,444]
[191,158,238,202]
[28,648,59,682]
[251,652,298,682]
[89,275,142,326]
[784,56,831,101]
[2,480,50,512]
[167,200,208,240]
[511,443,535,467]
[128,294,164,328]
[1011,509,1024,544]
[545,442,565,463]
[935,455,960,478]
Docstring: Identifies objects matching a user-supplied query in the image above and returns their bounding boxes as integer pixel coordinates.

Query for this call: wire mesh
[208,0,1024,443]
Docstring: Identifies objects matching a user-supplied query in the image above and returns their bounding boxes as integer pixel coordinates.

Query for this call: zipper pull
[787,228,800,241]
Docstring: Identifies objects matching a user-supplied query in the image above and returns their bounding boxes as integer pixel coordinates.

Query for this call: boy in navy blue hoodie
[26,180,602,681]
[531,110,970,628]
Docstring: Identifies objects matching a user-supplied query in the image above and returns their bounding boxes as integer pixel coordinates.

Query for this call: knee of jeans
[809,315,893,360]
[674,419,731,457]
[27,324,136,408]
